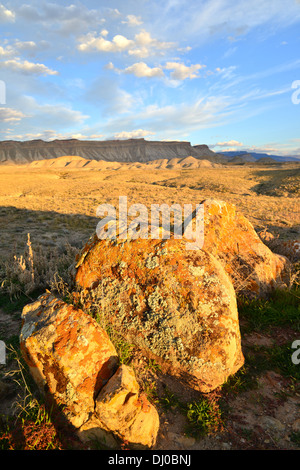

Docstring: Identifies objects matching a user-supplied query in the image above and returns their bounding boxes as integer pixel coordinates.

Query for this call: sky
[1,0,300,157]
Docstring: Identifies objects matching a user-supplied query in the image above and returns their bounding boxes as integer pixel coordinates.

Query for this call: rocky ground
[0,301,299,451]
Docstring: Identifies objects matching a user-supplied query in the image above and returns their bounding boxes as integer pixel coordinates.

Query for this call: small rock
[259,416,285,432]
[175,435,196,447]
[95,364,159,449]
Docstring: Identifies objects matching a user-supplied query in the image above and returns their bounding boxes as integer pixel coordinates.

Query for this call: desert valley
[0,139,299,451]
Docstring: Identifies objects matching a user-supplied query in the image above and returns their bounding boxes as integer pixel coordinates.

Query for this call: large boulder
[201,199,290,296]
[20,293,159,448]
[75,234,244,393]
[20,293,119,428]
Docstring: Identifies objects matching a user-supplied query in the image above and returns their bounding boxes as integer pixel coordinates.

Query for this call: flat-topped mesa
[0,138,224,164]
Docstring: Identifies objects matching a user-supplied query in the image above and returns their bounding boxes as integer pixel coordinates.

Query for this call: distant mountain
[220,150,300,162]
[228,153,256,164]
[2,138,296,166]
[193,144,227,163]
[0,138,223,164]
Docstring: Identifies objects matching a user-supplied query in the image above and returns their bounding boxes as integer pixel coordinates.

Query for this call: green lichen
[145,255,159,269]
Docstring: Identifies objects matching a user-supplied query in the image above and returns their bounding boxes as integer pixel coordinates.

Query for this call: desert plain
[0,158,299,450]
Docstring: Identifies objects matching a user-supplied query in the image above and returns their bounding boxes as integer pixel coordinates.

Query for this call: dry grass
[0,161,299,450]
[0,162,298,295]
[0,232,78,298]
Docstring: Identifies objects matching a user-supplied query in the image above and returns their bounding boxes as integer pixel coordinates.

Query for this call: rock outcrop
[75,232,245,393]
[200,199,290,297]
[20,293,159,448]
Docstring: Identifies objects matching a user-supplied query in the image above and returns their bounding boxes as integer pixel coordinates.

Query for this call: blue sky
[1,0,300,156]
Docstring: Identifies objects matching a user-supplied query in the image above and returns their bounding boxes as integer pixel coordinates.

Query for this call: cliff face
[0,138,225,164]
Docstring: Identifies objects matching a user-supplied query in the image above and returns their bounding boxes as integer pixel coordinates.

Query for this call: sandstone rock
[20,293,160,449]
[75,234,244,393]
[20,293,118,428]
[200,199,290,296]
[95,364,159,449]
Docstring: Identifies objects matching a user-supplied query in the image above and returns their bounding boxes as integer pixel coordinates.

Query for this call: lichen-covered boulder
[20,293,160,448]
[75,235,244,393]
[201,199,290,296]
[20,293,119,428]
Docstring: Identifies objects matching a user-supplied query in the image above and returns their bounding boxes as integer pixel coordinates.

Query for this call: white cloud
[5,130,97,141]
[164,61,205,80]
[114,129,155,139]
[0,107,26,122]
[0,45,14,58]
[124,62,165,78]
[77,32,134,52]
[89,133,104,139]
[129,30,175,58]
[0,4,15,22]
[0,40,50,61]
[78,29,175,58]
[122,14,143,26]
[215,140,244,147]
[108,60,207,81]
[105,61,115,70]
[14,40,37,51]
[16,3,105,36]
[0,58,58,76]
